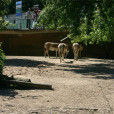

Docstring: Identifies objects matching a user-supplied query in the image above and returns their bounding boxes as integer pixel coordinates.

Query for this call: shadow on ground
[4,59,55,68]
[57,60,114,80]
[0,89,18,98]
[4,58,114,80]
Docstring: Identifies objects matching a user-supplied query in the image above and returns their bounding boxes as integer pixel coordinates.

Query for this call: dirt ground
[0,56,114,114]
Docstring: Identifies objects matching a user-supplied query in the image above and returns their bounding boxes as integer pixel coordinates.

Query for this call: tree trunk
[1,80,52,90]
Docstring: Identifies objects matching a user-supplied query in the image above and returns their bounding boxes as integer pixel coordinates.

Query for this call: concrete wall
[81,43,114,59]
[0,30,114,59]
[0,30,68,56]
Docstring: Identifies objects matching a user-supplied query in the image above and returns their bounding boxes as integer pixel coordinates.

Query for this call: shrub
[0,42,6,76]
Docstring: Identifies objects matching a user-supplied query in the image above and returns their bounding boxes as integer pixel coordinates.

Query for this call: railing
[6,18,44,30]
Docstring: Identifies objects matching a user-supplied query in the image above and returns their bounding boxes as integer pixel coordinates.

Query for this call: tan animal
[78,44,83,59]
[44,42,59,58]
[64,44,69,58]
[58,43,69,63]
[72,43,80,61]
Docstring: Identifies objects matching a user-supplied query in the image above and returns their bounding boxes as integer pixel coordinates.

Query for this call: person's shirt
[35,9,40,15]
[35,9,38,14]
[26,11,32,19]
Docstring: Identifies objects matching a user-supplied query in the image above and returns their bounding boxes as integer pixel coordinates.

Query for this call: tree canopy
[38,0,114,45]
[0,0,11,16]
[0,0,10,30]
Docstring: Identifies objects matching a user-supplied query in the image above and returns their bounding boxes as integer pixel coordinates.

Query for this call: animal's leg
[60,52,62,63]
[44,51,46,58]
[76,51,79,60]
[58,51,60,58]
[62,52,64,62]
[47,51,50,58]
[77,50,79,60]
[44,48,46,58]
[64,52,66,58]
[74,53,76,61]
[46,50,50,58]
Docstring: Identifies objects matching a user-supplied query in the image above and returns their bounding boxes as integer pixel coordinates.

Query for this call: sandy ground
[0,56,114,114]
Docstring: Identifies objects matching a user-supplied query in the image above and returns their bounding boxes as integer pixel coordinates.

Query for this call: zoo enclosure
[0,30,114,59]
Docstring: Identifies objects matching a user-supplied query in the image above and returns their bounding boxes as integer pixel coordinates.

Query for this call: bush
[0,42,6,76]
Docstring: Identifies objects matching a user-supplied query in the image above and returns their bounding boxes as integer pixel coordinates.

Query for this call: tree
[73,6,114,44]
[0,0,9,78]
[38,0,114,45]
[0,43,6,76]
[0,0,11,16]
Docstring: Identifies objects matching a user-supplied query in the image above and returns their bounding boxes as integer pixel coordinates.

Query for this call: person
[26,8,32,29]
[34,7,40,22]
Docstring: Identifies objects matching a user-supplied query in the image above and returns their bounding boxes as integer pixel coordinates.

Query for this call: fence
[5,11,44,30]
[6,18,39,30]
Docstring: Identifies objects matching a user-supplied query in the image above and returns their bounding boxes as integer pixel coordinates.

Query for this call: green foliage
[0,0,11,16]
[0,17,9,30]
[38,0,96,29]
[7,23,15,29]
[72,6,114,45]
[0,0,7,77]
[0,43,6,76]
[38,0,114,45]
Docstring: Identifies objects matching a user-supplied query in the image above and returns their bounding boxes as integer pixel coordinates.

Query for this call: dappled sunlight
[56,58,114,80]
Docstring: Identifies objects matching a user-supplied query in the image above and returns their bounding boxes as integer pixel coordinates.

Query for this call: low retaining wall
[0,30,68,56]
[0,30,114,59]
